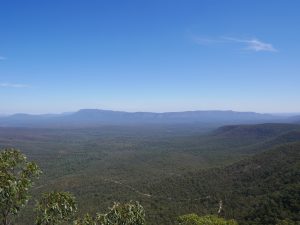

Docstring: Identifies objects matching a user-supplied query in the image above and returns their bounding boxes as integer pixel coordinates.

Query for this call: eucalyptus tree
[74,201,145,225]
[35,191,77,225]
[0,148,41,225]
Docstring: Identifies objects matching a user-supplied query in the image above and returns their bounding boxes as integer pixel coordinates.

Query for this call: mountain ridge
[0,109,295,128]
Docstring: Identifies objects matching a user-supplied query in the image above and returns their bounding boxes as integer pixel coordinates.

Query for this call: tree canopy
[0,148,41,225]
[35,191,77,225]
[178,214,238,225]
[0,148,243,225]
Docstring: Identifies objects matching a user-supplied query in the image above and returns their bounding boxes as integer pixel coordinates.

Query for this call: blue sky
[0,0,299,114]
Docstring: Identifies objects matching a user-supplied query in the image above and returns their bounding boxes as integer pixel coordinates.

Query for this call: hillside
[148,142,300,224]
[213,123,300,139]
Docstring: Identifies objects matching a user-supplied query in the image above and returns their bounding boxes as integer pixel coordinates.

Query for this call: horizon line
[1,108,300,116]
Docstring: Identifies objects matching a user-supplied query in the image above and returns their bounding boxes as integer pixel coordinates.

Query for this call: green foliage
[99,201,145,225]
[276,219,299,225]
[0,148,41,225]
[35,191,77,225]
[74,201,145,225]
[178,214,238,225]
[74,213,96,225]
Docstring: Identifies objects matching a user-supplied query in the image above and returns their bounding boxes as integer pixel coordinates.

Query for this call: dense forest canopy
[0,148,236,225]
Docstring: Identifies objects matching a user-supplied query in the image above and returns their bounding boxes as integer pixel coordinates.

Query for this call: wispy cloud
[192,35,277,52]
[0,83,30,88]
[223,37,277,52]
[0,56,6,60]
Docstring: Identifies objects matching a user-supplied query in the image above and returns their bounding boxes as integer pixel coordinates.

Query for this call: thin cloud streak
[193,35,278,52]
[0,83,30,88]
[223,37,278,52]
[0,56,6,60]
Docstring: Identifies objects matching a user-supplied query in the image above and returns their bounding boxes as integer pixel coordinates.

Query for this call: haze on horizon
[1,1,300,114]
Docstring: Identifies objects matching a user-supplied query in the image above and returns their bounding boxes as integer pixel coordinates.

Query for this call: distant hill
[290,115,300,124]
[213,123,300,139]
[259,130,300,149]
[196,123,300,155]
[0,109,288,127]
[148,142,300,224]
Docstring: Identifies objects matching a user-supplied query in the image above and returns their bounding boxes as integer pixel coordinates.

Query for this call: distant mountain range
[0,109,299,127]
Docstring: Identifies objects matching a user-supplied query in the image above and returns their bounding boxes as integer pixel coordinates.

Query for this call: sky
[0,0,300,114]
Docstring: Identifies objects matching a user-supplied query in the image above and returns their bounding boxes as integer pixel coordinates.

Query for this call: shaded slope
[207,123,300,154]
[288,115,300,124]
[213,123,300,139]
[259,130,300,149]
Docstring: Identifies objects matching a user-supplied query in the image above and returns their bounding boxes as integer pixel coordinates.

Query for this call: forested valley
[0,123,299,224]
